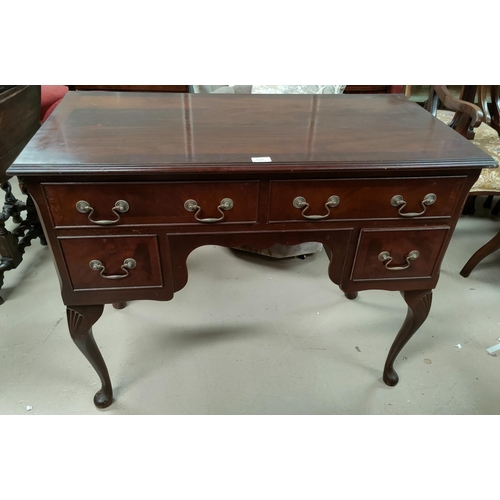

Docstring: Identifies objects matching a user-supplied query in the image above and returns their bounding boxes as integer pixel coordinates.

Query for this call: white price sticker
[251,157,272,163]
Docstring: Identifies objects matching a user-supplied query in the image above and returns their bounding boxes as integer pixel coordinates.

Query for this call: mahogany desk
[8,92,496,409]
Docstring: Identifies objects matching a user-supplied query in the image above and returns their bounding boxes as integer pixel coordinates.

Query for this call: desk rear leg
[383,289,432,386]
[67,304,113,408]
[460,230,500,277]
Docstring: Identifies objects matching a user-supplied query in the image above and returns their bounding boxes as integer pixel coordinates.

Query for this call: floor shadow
[114,321,266,392]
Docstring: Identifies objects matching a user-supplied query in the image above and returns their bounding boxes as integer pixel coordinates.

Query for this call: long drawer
[59,235,163,290]
[43,181,260,227]
[268,177,466,222]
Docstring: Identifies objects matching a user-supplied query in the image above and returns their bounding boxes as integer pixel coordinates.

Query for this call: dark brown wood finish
[59,234,163,290]
[268,177,467,222]
[431,85,500,139]
[12,93,494,173]
[8,92,497,408]
[428,85,500,276]
[67,304,111,408]
[351,227,450,282]
[42,181,260,227]
[383,289,433,386]
[453,85,500,136]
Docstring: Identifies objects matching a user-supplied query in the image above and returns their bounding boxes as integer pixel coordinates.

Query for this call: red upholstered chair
[41,85,68,122]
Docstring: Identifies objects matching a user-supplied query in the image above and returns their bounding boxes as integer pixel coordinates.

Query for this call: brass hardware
[89,258,136,280]
[378,250,420,271]
[292,195,340,220]
[184,198,234,223]
[390,193,436,218]
[76,199,129,225]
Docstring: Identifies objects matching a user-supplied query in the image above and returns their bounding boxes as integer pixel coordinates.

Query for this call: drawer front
[59,235,163,290]
[43,181,259,227]
[268,177,466,222]
[351,227,450,282]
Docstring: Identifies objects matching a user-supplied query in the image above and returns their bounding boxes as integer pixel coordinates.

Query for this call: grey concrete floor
[1,184,500,414]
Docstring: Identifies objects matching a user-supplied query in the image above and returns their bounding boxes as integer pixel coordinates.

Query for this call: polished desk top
[9,92,496,177]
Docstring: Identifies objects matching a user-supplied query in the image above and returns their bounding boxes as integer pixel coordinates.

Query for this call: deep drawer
[43,181,260,227]
[59,235,163,290]
[351,227,450,282]
[268,177,466,222]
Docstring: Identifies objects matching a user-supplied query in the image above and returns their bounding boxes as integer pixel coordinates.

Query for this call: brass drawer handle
[184,198,234,223]
[378,250,420,271]
[89,258,136,280]
[390,193,436,218]
[293,195,340,220]
[76,200,129,225]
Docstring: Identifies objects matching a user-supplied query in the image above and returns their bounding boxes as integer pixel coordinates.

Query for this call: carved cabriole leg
[66,304,112,408]
[383,289,432,386]
[460,231,500,278]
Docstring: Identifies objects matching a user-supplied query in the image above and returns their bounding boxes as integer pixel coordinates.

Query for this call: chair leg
[462,195,476,215]
[483,195,494,209]
[426,86,438,115]
[492,198,500,216]
[460,230,500,277]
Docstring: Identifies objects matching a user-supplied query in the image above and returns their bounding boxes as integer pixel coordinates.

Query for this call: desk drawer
[43,181,259,227]
[268,177,466,222]
[59,235,163,290]
[351,227,450,282]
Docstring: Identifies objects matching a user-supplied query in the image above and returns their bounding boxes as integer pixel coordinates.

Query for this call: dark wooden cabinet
[0,85,44,304]
[0,85,40,183]
[71,85,189,93]
[344,85,393,94]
